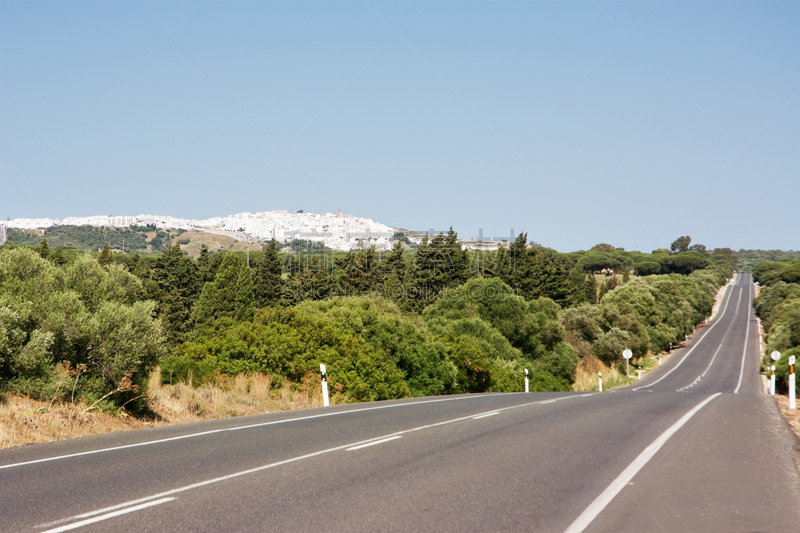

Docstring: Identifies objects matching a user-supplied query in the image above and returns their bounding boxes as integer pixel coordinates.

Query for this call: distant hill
[4,225,268,257]
[6,225,179,253]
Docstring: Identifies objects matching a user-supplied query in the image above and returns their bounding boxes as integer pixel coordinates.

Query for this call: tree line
[753,258,800,391]
[0,230,736,410]
[6,224,174,254]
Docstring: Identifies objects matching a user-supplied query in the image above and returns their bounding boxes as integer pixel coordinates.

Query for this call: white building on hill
[7,211,398,251]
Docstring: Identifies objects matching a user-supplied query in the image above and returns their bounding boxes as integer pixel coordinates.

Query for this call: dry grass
[573,352,672,392]
[573,356,635,392]
[176,230,262,258]
[0,395,150,449]
[0,368,340,449]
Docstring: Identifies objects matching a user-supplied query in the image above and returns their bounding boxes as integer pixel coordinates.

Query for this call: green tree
[408,235,448,310]
[635,261,661,276]
[386,241,407,278]
[591,243,616,254]
[710,247,737,268]
[339,247,381,296]
[576,251,622,274]
[194,253,243,325]
[235,260,255,321]
[197,247,214,284]
[253,239,283,308]
[445,227,469,286]
[669,251,710,275]
[97,243,113,267]
[150,242,200,344]
[670,236,691,253]
[519,246,575,306]
[35,239,50,260]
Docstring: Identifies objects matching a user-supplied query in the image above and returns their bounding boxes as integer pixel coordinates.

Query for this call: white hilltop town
[2,210,400,251]
[0,210,514,251]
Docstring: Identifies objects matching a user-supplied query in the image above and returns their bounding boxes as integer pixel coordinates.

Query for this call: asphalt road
[2,273,799,532]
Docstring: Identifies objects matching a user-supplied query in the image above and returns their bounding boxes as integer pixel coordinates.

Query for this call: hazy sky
[1,1,798,252]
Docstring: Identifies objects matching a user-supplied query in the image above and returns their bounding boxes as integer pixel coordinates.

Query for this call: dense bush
[423,278,578,384]
[753,259,800,390]
[165,298,459,402]
[0,248,165,410]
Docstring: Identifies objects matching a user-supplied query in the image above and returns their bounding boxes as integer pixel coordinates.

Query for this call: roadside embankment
[0,369,332,449]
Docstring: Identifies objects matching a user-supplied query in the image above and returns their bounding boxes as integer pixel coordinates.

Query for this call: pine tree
[161,289,195,344]
[445,227,469,285]
[585,274,598,304]
[506,233,529,292]
[210,253,242,320]
[306,255,332,300]
[253,239,283,308]
[35,239,50,260]
[194,281,216,326]
[484,245,508,279]
[234,260,255,321]
[598,283,608,302]
[150,242,200,342]
[341,246,380,296]
[97,243,113,267]
[386,241,406,278]
[409,233,458,309]
[513,245,574,306]
[197,247,213,283]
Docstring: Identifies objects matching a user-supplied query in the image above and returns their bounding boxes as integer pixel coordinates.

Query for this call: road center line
[2,396,479,471]
[677,290,743,391]
[40,498,176,533]
[473,412,500,419]
[634,279,737,391]
[35,394,589,529]
[563,392,722,533]
[347,436,402,451]
[734,279,753,394]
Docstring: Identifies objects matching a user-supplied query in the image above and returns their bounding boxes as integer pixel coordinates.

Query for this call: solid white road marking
[40,498,175,533]
[35,393,591,529]
[635,279,736,391]
[734,278,753,394]
[563,393,722,533]
[347,436,402,451]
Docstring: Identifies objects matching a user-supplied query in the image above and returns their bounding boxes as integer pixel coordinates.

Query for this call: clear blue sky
[2,1,798,252]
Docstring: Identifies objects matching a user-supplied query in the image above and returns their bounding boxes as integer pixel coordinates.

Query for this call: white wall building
[7,218,59,229]
[5,210,399,251]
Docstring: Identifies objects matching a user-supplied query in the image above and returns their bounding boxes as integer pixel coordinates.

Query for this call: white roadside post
[598,372,602,392]
[524,368,529,393]
[623,349,633,377]
[770,351,781,396]
[658,355,662,366]
[637,367,642,381]
[320,364,330,407]
[789,355,796,410]
[770,366,776,395]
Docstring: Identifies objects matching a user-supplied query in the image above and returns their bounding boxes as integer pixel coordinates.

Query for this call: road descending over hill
[2,274,799,532]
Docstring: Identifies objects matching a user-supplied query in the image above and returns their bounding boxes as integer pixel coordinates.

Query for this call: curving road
[2,274,799,532]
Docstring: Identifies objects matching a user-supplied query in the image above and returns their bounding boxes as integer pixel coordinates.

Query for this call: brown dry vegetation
[572,354,666,392]
[177,230,263,258]
[0,368,338,449]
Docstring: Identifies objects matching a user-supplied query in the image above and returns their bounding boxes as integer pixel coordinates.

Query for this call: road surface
[2,273,799,532]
